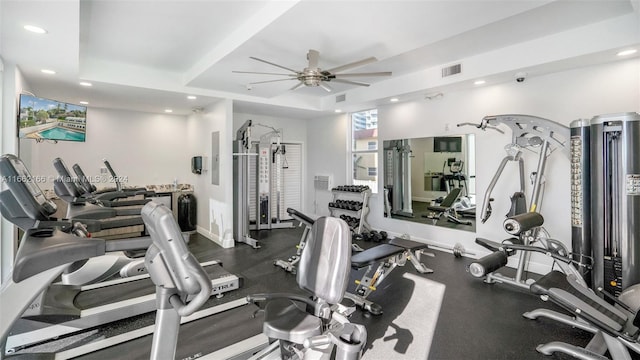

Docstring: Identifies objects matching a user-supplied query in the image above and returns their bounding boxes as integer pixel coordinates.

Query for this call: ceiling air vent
[442,64,462,77]
[336,94,346,103]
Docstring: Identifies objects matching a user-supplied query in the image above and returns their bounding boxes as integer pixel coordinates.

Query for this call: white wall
[233,112,308,144]
[186,99,234,247]
[21,107,191,188]
[1,62,30,283]
[307,58,640,273]
[305,113,349,216]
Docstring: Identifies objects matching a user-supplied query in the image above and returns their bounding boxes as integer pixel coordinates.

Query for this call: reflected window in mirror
[350,109,378,193]
[383,134,477,232]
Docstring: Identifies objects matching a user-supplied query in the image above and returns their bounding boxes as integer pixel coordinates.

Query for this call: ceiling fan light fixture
[235,49,391,92]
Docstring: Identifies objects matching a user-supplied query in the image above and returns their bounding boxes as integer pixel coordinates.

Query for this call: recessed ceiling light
[79,81,93,87]
[474,80,486,85]
[164,109,173,113]
[334,109,342,113]
[41,69,55,74]
[79,101,89,105]
[187,95,197,100]
[617,49,637,57]
[390,98,399,102]
[24,25,47,34]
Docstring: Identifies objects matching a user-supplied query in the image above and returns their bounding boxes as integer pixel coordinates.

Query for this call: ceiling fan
[233,49,392,92]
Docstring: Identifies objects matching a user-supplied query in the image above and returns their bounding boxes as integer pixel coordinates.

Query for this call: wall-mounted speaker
[192,156,203,175]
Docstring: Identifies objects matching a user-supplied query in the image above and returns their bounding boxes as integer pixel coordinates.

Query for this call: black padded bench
[345,237,433,315]
[351,237,429,269]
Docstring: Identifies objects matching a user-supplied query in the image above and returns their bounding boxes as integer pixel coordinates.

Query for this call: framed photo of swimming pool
[17,94,87,142]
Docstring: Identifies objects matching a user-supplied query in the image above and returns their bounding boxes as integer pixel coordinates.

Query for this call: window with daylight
[350,109,378,193]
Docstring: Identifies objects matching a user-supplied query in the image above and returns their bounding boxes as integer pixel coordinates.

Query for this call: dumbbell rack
[328,186,372,234]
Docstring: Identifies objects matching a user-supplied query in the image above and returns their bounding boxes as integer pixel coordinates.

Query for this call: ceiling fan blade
[249,78,298,85]
[330,78,370,87]
[290,82,305,91]
[307,49,320,69]
[318,82,333,92]
[325,56,378,74]
[233,71,297,76]
[249,56,299,74]
[333,71,392,77]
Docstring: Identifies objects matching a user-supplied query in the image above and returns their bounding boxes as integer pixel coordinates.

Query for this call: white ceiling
[1,0,639,118]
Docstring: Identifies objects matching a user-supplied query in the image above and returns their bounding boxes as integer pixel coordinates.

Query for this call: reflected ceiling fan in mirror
[233,49,392,92]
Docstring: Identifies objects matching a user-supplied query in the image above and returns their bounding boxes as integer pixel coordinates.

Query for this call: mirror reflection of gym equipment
[383,135,476,231]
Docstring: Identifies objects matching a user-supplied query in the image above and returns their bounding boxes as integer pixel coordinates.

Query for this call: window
[350,109,378,193]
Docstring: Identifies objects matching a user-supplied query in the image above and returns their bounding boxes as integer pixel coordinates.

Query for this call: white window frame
[349,109,378,194]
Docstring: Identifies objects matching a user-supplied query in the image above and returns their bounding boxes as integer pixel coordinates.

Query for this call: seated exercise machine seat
[249,216,367,360]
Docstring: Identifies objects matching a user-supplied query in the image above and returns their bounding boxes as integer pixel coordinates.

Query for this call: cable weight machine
[383,139,414,218]
[233,120,293,249]
[571,112,640,296]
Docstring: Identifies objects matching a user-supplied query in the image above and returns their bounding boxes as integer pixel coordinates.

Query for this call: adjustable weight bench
[345,237,433,315]
[524,270,640,360]
[423,187,472,225]
[279,208,435,315]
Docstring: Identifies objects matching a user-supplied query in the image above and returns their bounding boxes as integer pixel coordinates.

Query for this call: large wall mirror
[383,134,477,232]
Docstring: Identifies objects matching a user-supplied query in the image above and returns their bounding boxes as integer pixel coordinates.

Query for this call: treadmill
[0,154,247,356]
[71,160,155,207]
[53,157,147,215]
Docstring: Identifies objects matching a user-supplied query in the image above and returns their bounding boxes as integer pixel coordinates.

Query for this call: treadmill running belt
[76,304,264,360]
[75,264,231,309]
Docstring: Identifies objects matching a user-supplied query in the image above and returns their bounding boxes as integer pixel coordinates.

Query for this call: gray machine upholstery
[297,216,351,305]
[257,216,352,345]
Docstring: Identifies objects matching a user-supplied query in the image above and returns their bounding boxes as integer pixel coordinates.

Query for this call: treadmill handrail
[102,159,122,192]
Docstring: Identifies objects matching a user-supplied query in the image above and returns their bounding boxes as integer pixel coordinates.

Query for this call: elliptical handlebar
[142,201,212,317]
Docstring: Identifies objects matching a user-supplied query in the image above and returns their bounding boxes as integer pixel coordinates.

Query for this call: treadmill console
[0,154,57,222]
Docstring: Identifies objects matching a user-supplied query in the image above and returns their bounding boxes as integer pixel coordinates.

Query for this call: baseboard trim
[196,226,235,248]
